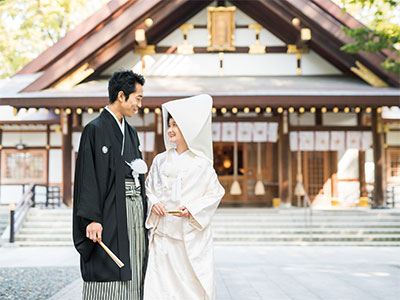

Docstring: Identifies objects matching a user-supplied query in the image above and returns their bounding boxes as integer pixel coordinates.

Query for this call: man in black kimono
[73,70,148,299]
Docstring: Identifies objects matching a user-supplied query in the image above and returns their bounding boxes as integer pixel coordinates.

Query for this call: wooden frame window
[1,149,47,184]
[387,148,400,183]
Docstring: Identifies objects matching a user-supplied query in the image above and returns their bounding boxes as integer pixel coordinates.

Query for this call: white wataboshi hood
[161,94,213,163]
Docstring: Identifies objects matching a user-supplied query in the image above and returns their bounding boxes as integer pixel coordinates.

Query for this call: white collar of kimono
[105,106,125,155]
[172,148,190,159]
[162,94,213,163]
[105,106,125,135]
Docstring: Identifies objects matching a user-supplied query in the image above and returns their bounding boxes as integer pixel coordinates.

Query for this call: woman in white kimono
[143,94,225,300]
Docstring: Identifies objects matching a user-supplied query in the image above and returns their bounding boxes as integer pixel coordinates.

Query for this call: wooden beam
[2,94,399,109]
[61,110,73,206]
[0,120,60,125]
[46,125,50,188]
[21,0,165,92]
[371,109,386,207]
[88,0,213,79]
[154,46,287,54]
[233,0,298,45]
[311,0,399,62]
[290,126,371,131]
[17,0,135,74]
[284,0,399,86]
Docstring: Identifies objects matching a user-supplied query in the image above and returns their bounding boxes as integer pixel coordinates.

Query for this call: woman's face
[167,118,185,145]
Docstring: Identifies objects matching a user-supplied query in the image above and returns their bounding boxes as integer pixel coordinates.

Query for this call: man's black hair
[108,70,145,104]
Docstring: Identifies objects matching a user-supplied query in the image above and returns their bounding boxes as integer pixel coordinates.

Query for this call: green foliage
[335,0,400,75]
[0,0,110,79]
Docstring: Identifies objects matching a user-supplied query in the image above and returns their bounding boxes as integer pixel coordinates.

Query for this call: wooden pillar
[330,151,338,204]
[359,151,367,197]
[61,110,73,206]
[46,125,50,187]
[371,109,386,207]
[278,111,291,206]
[316,110,322,126]
[72,112,82,129]
[0,126,2,186]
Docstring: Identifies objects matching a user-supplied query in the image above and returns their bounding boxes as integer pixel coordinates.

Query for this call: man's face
[121,83,143,117]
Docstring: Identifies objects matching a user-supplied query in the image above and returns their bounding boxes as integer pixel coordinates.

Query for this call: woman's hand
[152,202,167,216]
[86,222,103,243]
[172,206,191,218]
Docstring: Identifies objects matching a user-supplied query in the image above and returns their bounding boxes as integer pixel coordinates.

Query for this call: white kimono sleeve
[185,169,225,231]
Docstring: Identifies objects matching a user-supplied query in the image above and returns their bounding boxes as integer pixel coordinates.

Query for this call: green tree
[334,0,400,75]
[0,0,109,79]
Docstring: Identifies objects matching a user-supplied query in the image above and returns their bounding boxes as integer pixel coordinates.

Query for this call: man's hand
[172,206,191,218]
[152,202,167,216]
[86,222,102,243]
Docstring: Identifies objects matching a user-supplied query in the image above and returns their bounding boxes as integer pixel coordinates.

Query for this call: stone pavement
[0,246,399,300]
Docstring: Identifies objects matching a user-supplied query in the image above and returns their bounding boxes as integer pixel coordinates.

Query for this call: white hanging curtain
[237,122,253,142]
[222,122,237,142]
[138,131,145,152]
[361,131,373,151]
[315,131,330,151]
[267,122,279,142]
[330,131,345,151]
[253,122,268,142]
[290,131,299,151]
[299,131,314,151]
[212,122,221,142]
[137,132,155,152]
[346,131,362,150]
[144,132,155,152]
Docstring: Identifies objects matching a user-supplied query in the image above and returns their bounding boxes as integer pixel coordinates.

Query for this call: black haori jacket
[73,109,148,282]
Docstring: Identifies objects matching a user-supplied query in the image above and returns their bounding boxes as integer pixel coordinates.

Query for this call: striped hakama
[83,179,146,300]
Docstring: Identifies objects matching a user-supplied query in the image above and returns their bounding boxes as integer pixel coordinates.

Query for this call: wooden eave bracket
[53,63,94,90]
[351,61,389,87]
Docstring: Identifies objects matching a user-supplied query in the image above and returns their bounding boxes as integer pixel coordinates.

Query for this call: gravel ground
[0,266,80,300]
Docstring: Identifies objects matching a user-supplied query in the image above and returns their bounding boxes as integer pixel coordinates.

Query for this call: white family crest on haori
[125,159,148,187]
[162,94,213,162]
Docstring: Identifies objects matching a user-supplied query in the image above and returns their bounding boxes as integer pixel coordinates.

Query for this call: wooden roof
[2,76,399,109]
[0,0,398,109]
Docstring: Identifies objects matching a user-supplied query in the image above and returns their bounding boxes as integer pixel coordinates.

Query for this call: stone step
[213,234,400,242]
[13,240,400,247]
[27,208,72,215]
[15,234,72,242]
[213,228,400,234]
[211,222,400,228]
[12,207,400,247]
[212,218,400,226]
[21,222,72,228]
[0,211,9,237]
[213,241,400,247]
[18,228,72,234]
[26,215,72,221]
[215,209,400,216]
[15,241,74,247]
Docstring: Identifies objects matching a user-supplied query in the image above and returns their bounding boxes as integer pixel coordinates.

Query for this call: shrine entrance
[213,141,279,206]
[291,151,338,207]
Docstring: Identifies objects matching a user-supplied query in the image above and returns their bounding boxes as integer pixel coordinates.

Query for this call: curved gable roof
[15,0,400,92]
